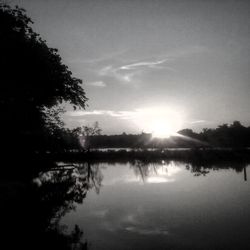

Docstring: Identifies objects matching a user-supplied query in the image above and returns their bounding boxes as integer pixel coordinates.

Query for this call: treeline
[46,121,250,152]
[88,121,250,149]
[179,121,250,147]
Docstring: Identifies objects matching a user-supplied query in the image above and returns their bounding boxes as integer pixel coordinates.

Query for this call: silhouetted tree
[0,3,87,154]
[199,121,250,147]
[78,122,102,150]
[82,121,250,149]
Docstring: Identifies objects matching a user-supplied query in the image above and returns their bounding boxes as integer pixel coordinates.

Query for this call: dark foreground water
[2,160,250,250]
[57,161,250,250]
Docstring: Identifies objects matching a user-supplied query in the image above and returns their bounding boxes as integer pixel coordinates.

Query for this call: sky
[11,0,250,134]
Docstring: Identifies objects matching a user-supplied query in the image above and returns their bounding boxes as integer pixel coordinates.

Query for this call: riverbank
[51,148,250,165]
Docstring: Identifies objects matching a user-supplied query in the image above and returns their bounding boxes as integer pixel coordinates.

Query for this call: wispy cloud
[67,107,184,125]
[66,106,186,135]
[86,81,106,87]
[78,45,208,85]
[98,57,173,83]
[99,65,134,83]
[119,59,169,70]
[67,109,134,119]
[189,120,206,124]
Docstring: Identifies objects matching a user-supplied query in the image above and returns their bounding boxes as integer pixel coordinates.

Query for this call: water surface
[58,161,250,250]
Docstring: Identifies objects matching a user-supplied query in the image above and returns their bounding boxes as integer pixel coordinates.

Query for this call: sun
[132,106,184,138]
[151,119,177,138]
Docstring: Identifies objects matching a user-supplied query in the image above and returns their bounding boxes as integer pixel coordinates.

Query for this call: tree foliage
[0,3,87,152]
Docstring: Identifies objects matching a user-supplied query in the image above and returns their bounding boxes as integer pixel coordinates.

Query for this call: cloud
[189,120,206,124]
[67,109,135,119]
[99,65,134,83]
[69,46,207,86]
[87,81,106,87]
[66,106,186,136]
[98,58,173,83]
[94,45,208,84]
[119,59,169,70]
[67,107,184,127]
[96,46,208,83]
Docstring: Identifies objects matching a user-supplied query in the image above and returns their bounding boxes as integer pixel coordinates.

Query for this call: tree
[230,121,243,128]
[78,122,102,150]
[178,129,198,138]
[0,3,87,153]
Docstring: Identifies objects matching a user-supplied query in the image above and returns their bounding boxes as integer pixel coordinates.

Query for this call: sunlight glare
[132,106,184,138]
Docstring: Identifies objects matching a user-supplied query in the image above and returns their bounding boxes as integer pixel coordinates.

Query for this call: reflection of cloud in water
[125,226,169,235]
[102,174,139,186]
[96,205,170,237]
[101,213,169,236]
[122,214,137,224]
[146,176,175,183]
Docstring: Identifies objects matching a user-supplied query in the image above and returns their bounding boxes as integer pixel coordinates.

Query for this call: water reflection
[2,160,250,250]
[2,163,102,249]
[244,166,247,181]
[129,159,249,183]
[131,160,181,183]
[185,161,249,180]
[61,160,250,250]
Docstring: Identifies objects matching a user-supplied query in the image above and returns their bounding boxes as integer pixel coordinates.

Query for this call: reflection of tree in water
[185,164,210,177]
[77,162,103,194]
[3,162,103,250]
[34,162,103,249]
[130,160,149,182]
[130,159,177,183]
[186,161,249,180]
[129,159,249,181]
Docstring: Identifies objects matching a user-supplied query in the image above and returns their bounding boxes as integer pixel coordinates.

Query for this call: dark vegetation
[87,121,250,149]
[15,120,250,155]
[38,120,250,161]
[53,148,250,169]
[0,3,88,249]
[0,3,87,160]
[6,146,248,179]
[2,164,91,250]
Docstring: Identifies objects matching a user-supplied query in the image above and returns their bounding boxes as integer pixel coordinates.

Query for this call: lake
[48,160,250,250]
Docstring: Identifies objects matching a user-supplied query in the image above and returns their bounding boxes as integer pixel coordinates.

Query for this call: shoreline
[50,147,250,164]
